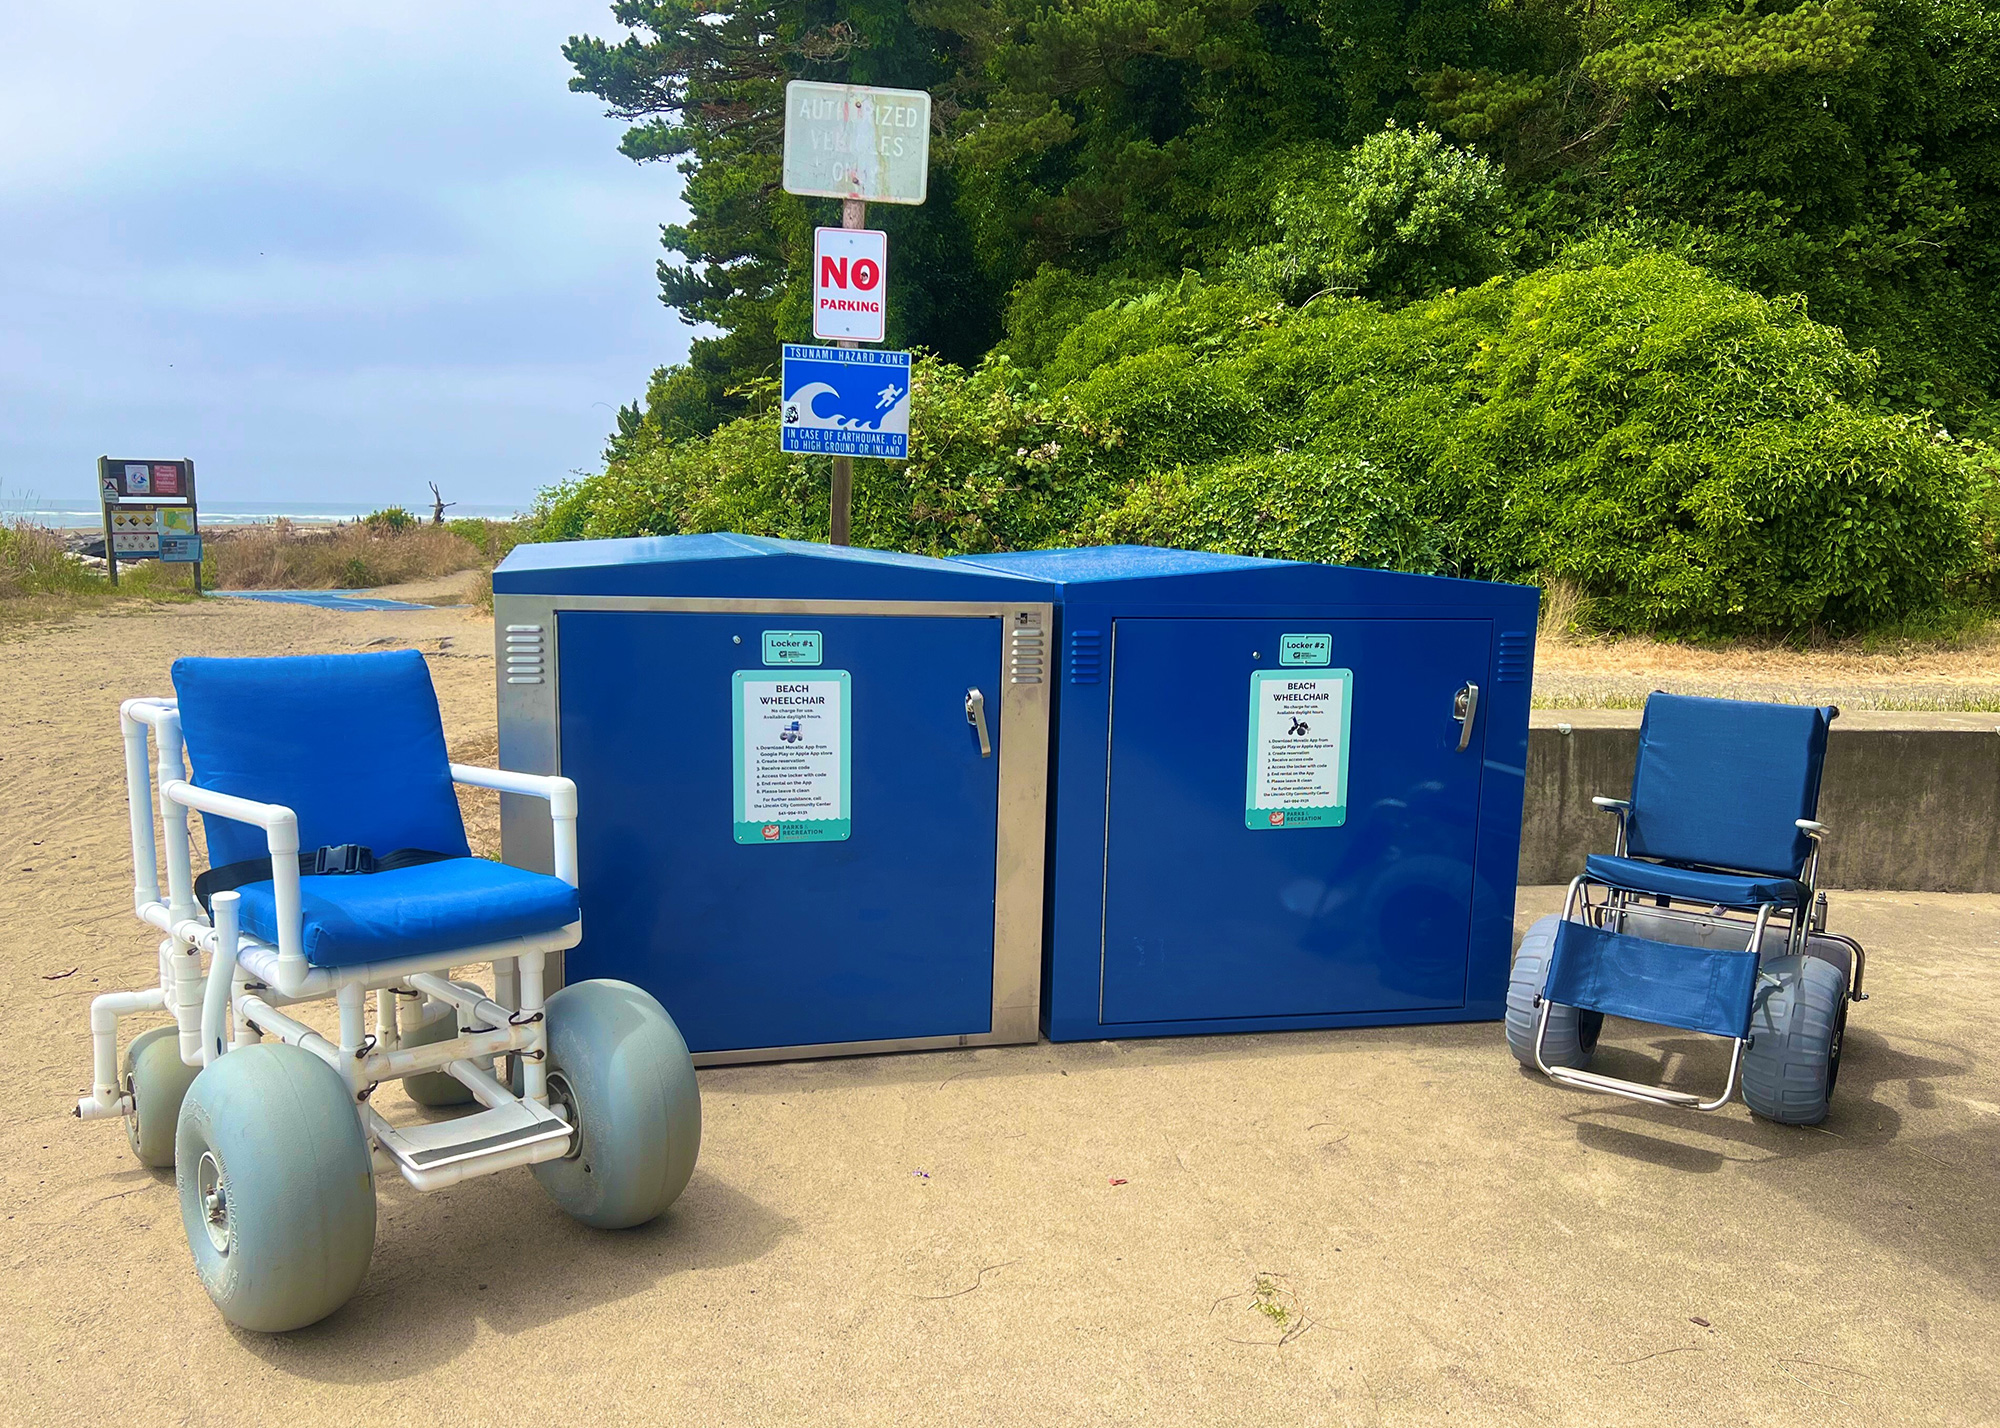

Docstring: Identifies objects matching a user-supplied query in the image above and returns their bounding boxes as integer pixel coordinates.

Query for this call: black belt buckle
[313,843,375,875]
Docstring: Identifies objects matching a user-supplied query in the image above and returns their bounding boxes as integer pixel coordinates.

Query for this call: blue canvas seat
[1581,854,1805,911]
[1591,692,1836,912]
[172,649,579,968]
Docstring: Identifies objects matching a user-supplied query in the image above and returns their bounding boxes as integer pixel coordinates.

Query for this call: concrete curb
[1521,713,2000,891]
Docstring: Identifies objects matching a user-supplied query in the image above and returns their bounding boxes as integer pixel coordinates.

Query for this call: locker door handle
[1453,682,1480,752]
[965,687,992,757]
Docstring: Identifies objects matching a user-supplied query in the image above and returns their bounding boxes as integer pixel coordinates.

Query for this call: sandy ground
[0,594,1996,1426]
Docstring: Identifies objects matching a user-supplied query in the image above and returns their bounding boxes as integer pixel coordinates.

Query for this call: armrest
[1591,797,1631,812]
[161,779,308,992]
[450,765,578,886]
[164,780,300,846]
[1796,818,1828,836]
[449,764,577,819]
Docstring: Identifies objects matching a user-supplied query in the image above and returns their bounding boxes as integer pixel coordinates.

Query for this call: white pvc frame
[75,696,585,1192]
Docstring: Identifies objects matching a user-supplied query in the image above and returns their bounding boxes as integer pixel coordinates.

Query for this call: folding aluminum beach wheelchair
[74,650,700,1331]
[1506,693,1867,1125]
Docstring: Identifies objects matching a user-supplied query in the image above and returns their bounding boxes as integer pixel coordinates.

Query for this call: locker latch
[965,687,992,758]
[1453,682,1481,752]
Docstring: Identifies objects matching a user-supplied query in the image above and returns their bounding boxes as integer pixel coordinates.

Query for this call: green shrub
[529,253,1994,634]
[363,506,417,533]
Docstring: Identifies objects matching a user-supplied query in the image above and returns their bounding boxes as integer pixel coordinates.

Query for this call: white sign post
[782,80,931,546]
[813,227,888,342]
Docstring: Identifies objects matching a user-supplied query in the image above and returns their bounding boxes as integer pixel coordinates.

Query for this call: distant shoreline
[4,500,527,530]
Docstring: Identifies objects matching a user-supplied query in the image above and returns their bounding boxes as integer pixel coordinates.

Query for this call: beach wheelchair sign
[780,343,912,460]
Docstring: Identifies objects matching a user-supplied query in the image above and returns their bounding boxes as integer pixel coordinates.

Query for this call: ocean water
[1,497,527,528]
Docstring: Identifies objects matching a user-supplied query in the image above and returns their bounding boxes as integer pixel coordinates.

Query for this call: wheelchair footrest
[373,1098,571,1175]
[1546,918,1761,1039]
[1546,1066,1707,1108]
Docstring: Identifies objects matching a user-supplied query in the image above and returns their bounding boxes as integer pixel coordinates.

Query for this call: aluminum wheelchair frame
[1532,797,1867,1112]
[74,696,586,1191]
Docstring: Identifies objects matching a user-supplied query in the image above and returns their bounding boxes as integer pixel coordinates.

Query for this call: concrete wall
[1520,713,2000,891]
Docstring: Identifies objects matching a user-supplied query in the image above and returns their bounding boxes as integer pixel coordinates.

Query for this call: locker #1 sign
[1245,670,1352,829]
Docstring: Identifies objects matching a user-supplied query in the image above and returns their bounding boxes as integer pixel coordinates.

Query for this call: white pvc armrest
[1796,818,1828,835]
[1591,797,1631,811]
[450,765,577,819]
[162,780,299,849]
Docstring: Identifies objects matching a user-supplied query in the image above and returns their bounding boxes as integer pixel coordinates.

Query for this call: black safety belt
[194,844,459,914]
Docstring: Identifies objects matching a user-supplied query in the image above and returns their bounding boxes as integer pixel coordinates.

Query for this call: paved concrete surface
[6,887,1995,1427]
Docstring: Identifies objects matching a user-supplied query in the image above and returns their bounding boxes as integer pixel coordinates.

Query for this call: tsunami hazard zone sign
[780,344,911,459]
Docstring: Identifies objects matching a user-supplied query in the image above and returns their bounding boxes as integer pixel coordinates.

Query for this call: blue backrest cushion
[172,650,471,869]
[1625,693,1836,877]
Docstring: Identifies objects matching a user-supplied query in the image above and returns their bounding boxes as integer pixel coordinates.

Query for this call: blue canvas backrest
[1625,693,1837,877]
[171,650,471,869]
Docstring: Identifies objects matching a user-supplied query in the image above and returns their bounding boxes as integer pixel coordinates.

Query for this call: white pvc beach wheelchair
[75,650,700,1331]
[1507,692,1868,1126]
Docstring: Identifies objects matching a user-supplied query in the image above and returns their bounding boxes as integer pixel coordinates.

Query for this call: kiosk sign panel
[781,82,930,204]
[780,344,911,459]
[97,456,201,580]
[1245,669,1352,829]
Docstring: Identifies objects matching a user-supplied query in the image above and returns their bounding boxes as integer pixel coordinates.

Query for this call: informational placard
[780,344,911,459]
[782,82,930,205]
[761,630,823,667]
[103,459,189,500]
[159,505,201,563]
[812,227,888,342]
[1245,670,1353,830]
[733,671,852,844]
[109,505,161,555]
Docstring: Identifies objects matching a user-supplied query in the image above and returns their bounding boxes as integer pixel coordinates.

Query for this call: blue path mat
[213,590,432,612]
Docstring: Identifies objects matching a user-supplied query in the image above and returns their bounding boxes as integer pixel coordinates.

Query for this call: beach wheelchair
[74,650,700,1331]
[1506,693,1867,1125]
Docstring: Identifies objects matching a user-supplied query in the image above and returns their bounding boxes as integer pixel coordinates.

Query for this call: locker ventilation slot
[1009,625,1045,685]
[504,624,545,685]
[1069,630,1103,685]
[1497,631,1529,684]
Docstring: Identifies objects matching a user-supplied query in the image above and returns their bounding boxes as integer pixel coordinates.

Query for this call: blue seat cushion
[232,858,579,968]
[173,650,470,870]
[1585,854,1805,910]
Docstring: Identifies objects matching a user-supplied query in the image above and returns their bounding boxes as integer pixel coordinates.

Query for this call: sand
[0,594,1995,1426]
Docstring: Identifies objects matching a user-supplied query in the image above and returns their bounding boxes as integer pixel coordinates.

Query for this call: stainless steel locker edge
[493,593,1053,1065]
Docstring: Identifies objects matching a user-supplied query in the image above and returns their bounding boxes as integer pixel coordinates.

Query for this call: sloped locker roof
[493,533,1047,601]
[954,545,1535,607]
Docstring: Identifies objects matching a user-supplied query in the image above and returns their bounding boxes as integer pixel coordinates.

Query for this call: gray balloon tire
[399,982,485,1108]
[125,1024,200,1168]
[1741,954,1848,1126]
[174,1043,376,1332]
[532,979,701,1230]
[1506,914,1601,1070]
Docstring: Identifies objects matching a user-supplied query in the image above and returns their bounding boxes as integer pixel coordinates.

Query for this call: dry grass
[0,519,197,627]
[210,520,489,590]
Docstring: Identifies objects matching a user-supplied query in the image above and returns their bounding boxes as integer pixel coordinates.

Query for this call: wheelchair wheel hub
[196,1151,231,1254]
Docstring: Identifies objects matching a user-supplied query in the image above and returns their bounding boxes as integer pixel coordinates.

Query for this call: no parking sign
[813,228,887,343]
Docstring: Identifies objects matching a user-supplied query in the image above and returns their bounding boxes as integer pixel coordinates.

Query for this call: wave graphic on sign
[783,376,907,431]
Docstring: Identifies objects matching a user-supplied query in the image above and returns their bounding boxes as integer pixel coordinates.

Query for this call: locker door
[557,610,1003,1053]
[1099,616,1491,1024]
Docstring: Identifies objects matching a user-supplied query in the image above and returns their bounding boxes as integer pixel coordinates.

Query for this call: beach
[0,593,1994,1427]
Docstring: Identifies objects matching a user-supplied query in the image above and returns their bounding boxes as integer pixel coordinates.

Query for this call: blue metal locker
[491,535,1054,1064]
[952,546,1538,1042]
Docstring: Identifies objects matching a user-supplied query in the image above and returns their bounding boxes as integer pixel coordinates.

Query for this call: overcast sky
[0,1,689,511]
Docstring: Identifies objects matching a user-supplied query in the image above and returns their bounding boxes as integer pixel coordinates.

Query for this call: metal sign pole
[829,196,866,547]
[186,457,202,594]
[97,456,118,588]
